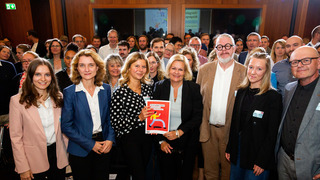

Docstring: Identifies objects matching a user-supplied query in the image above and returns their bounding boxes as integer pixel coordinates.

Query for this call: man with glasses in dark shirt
[275,46,320,180]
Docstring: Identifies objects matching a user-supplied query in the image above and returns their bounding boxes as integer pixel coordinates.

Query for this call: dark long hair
[19,58,63,108]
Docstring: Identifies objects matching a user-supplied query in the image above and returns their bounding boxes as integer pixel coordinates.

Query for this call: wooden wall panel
[303,0,320,40]
[0,0,34,46]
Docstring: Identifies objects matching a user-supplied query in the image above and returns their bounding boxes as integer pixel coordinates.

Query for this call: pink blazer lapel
[26,105,46,136]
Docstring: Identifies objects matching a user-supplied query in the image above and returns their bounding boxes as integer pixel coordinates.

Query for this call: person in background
[146,51,165,87]
[315,43,320,55]
[184,34,192,46]
[91,35,102,51]
[60,35,69,51]
[104,54,123,96]
[56,42,79,92]
[44,39,53,59]
[48,38,66,73]
[260,35,271,54]
[270,39,288,64]
[163,43,175,68]
[127,36,139,53]
[153,54,203,180]
[110,52,153,180]
[61,49,115,180]
[199,43,208,57]
[226,52,282,180]
[170,36,183,53]
[85,44,98,53]
[200,33,210,50]
[26,30,46,57]
[307,25,320,47]
[72,34,85,50]
[235,38,244,59]
[179,46,199,82]
[15,44,31,74]
[118,40,130,62]
[0,45,15,64]
[138,35,150,54]
[189,37,208,66]
[12,51,39,94]
[238,32,261,65]
[99,29,119,60]
[10,58,68,180]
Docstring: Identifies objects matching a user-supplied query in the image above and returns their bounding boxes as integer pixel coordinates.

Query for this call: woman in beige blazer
[9,58,68,180]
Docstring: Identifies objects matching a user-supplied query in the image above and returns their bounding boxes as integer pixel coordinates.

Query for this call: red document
[145,100,170,134]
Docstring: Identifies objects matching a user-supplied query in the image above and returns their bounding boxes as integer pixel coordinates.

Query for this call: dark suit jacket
[61,83,115,157]
[226,87,282,170]
[153,79,203,148]
[238,51,248,65]
[275,78,320,179]
[35,40,47,57]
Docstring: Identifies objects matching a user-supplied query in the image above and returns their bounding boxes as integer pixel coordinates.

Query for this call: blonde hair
[270,39,288,63]
[70,49,106,86]
[239,52,272,95]
[104,54,123,84]
[179,46,199,72]
[165,54,193,81]
[244,47,266,67]
[119,52,151,86]
[146,52,165,80]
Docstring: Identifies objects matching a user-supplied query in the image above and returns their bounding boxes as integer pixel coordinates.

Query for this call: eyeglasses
[215,43,233,51]
[22,60,32,64]
[165,48,173,53]
[289,57,318,67]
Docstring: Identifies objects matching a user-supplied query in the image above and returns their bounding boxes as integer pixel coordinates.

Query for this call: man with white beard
[197,33,246,180]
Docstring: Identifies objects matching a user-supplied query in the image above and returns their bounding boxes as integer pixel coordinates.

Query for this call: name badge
[253,110,264,118]
[316,103,320,111]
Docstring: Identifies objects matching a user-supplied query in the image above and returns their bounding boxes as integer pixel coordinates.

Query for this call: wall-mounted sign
[6,3,16,10]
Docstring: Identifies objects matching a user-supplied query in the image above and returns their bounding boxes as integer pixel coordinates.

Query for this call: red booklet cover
[145,100,170,134]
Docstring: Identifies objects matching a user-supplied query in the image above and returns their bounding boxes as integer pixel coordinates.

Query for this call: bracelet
[176,130,180,138]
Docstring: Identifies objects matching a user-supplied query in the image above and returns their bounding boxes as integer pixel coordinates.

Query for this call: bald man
[272,36,304,96]
[275,46,320,180]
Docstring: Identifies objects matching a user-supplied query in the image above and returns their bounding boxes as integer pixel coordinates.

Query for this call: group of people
[0,24,320,180]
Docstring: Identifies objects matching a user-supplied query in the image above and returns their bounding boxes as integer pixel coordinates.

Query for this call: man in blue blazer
[238,32,261,64]
[275,46,320,179]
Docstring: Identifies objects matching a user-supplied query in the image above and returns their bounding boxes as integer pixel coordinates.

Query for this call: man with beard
[150,38,165,69]
[272,35,303,96]
[138,35,149,54]
[118,40,129,61]
[197,33,246,180]
[99,29,119,60]
[238,32,261,64]
[91,35,101,50]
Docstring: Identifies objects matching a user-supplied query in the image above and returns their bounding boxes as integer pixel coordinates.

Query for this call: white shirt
[169,85,183,131]
[98,44,119,61]
[31,42,38,52]
[75,81,104,134]
[209,62,234,125]
[38,97,56,145]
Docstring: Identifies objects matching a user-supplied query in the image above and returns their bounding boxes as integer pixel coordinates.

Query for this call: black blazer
[226,87,282,170]
[35,40,47,57]
[153,79,203,147]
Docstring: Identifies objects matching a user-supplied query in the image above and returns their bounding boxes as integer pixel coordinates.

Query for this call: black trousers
[69,134,111,180]
[119,126,152,180]
[33,143,66,180]
[158,131,199,180]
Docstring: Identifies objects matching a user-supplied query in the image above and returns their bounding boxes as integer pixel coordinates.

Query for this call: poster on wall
[185,9,200,34]
[145,9,168,33]
[145,100,170,134]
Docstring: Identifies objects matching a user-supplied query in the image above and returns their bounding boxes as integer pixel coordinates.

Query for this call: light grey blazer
[275,77,320,179]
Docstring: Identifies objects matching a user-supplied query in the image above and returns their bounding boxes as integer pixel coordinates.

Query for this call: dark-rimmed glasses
[289,57,318,67]
[215,43,233,51]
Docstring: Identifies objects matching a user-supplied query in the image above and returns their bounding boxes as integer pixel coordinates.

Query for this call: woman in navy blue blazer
[61,49,115,180]
[225,52,282,180]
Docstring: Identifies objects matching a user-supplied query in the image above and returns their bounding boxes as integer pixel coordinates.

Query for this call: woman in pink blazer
[9,58,68,180]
